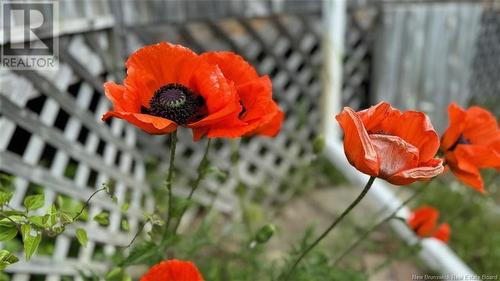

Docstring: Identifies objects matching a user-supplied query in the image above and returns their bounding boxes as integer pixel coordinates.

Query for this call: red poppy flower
[335,102,444,185]
[407,206,450,243]
[140,259,204,281]
[102,42,283,140]
[441,103,500,193]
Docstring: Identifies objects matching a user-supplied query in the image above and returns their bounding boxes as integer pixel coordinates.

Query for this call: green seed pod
[255,224,276,244]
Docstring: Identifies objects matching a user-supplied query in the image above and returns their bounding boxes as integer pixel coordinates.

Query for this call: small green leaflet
[24,194,45,212]
[0,249,19,270]
[76,228,88,247]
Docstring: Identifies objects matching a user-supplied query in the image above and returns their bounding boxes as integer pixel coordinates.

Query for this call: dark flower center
[148,84,205,125]
[448,134,470,151]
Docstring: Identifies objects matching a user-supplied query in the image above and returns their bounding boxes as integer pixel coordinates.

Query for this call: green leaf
[93,212,109,225]
[121,219,129,231]
[76,228,88,247]
[24,194,45,212]
[21,223,31,240]
[21,224,41,261]
[0,221,18,241]
[0,249,19,270]
[28,216,45,228]
[59,212,74,225]
[120,203,129,213]
[112,196,118,204]
[0,191,13,206]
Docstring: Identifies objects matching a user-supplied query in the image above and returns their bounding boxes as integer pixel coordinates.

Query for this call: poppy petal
[432,223,450,243]
[446,150,485,193]
[407,207,439,237]
[386,158,444,185]
[102,111,177,135]
[140,259,204,281]
[463,106,500,146]
[251,109,285,137]
[388,111,440,163]
[336,107,380,176]
[103,82,140,112]
[455,145,500,169]
[125,43,199,107]
[189,64,242,128]
[441,103,467,151]
[200,51,259,86]
[357,101,394,132]
[369,134,419,179]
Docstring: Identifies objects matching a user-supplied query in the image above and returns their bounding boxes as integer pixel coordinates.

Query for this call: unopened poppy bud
[255,223,276,244]
[313,135,325,154]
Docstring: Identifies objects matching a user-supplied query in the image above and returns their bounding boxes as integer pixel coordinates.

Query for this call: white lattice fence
[0,9,328,279]
[0,30,157,279]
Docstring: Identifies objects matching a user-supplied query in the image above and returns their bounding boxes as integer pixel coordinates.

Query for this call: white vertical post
[322,0,346,143]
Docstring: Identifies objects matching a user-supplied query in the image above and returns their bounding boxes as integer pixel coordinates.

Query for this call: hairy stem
[172,139,212,234]
[279,176,376,280]
[331,183,427,266]
[164,131,178,232]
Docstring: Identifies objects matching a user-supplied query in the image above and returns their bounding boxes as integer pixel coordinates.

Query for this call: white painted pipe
[324,139,477,278]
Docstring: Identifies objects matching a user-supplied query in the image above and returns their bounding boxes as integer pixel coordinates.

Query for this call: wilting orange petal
[358,102,394,132]
[386,158,444,185]
[391,112,440,163]
[369,134,419,179]
[102,111,177,135]
[336,107,380,176]
[432,223,450,243]
[441,103,467,151]
[140,260,204,281]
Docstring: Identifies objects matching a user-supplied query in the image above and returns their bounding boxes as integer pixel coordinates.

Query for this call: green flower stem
[172,138,212,234]
[279,176,376,280]
[70,187,106,223]
[331,183,427,266]
[164,131,178,232]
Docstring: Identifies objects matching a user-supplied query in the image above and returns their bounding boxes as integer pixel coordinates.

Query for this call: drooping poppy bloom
[102,42,283,140]
[441,103,500,193]
[407,206,450,243]
[336,102,444,185]
[140,259,204,281]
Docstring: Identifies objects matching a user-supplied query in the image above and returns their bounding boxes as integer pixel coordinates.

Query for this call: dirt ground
[268,186,424,281]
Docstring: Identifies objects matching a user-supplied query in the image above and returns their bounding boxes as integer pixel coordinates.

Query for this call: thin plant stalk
[279,176,376,280]
[164,131,178,232]
[172,138,212,234]
[331,182,428,266]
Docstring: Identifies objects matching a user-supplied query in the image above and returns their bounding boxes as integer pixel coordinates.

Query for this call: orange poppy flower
[335,102,444,185]
[407,206,450,243]
[441,103,500,193]
[140,259,204,281]
[102,42,283,140]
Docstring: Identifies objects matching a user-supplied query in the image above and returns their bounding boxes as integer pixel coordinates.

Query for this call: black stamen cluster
[148,84,205,125]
